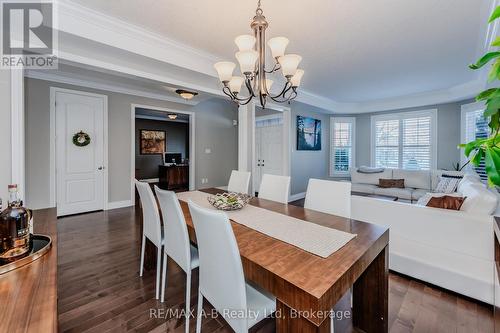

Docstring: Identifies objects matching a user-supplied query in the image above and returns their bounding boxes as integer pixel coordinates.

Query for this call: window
[330,117,355,176]
[371,110,437,170]
[461,102,489,181]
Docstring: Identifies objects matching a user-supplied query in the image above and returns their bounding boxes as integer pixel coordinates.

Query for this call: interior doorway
[253,109,284,193]
[130,104,195,204]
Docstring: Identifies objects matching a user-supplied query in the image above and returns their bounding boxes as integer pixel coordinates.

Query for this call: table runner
[177,191,356,258]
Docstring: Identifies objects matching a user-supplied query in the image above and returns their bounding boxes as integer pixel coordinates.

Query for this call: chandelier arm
[244,78,257,97]
[264,61,281,74]
[223,86,254,103]
[267,81,292,99]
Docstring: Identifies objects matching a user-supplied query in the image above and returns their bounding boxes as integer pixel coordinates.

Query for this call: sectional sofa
[350,168,464,201]
[350,170,499,303]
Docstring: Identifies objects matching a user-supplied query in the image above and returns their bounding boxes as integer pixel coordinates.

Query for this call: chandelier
[213,0,304,109]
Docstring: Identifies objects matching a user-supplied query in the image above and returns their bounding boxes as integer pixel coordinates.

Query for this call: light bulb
[214,61,235,82]
[235,35,256,51]
[268,37,289,59]
[278,54,302,77]
[235,50,258,75]
[229,76,244,94]
[291,69,304,87]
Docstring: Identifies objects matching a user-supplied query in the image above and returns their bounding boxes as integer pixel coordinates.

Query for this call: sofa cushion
[434,176,461,193]
[393,169,430,190]
[426,195,466,210]
[431,170,464,190]
[460,183,498,215]
[411,189,429,200]
[379,178,404,188]
[351,183,377,194]
[457,173,482,193]
[374,187,413,199]
[350,168,392,185]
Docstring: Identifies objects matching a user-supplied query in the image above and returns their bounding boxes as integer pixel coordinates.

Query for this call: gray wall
[289,102,331,195]
[349,100,472,170]
[25,77,238,208]
[135,118,189,180]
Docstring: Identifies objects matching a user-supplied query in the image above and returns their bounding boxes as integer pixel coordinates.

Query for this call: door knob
[98,166,104,170]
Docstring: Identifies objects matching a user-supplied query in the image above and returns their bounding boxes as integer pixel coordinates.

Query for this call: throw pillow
[378,178,404,188]
[434,175,461,193]
[426,195,466,210]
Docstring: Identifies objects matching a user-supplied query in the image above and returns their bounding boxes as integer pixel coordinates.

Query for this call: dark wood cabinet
[158,165,189,191]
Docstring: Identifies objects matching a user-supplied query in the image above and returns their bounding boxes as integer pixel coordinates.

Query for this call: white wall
[0,70,11,205]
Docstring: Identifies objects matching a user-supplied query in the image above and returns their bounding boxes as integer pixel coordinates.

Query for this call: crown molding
[24,70,198,106]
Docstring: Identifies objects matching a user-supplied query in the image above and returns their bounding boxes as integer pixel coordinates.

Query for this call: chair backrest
[227,170,251,194]
[135,180,162,246]
[154,186,191,272]
[258,174,290,204]
[304,178,351,218]
[187,201,247,332]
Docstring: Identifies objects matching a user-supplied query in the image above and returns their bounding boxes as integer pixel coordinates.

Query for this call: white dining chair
[258,174,290,204]
[135,180,163,299]
[227,170,251,194]
[304,178,351,333]
[304,179,351,218]
[187,201,275,333]
[154,186,199,333]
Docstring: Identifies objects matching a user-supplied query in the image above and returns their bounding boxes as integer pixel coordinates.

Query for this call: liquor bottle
[0,184,32,263]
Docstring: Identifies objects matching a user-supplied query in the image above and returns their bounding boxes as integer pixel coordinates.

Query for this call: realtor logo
[1,1,57,68]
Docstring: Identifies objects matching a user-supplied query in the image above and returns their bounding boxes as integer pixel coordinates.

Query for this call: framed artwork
[297,115,321,151]
[140,130,166,155]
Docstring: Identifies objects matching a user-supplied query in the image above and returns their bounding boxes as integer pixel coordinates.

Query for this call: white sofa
[351,173,498,303]
[350,168,463,201]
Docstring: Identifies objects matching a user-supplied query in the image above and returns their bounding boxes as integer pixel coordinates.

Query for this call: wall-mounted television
[164,152,182,165]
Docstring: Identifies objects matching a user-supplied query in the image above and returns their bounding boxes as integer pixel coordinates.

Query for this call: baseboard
[139,178,159,183]
[289,192,306,202]
[106,200,133,210]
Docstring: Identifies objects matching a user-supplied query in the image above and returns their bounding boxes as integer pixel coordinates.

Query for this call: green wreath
[72,131,91,147]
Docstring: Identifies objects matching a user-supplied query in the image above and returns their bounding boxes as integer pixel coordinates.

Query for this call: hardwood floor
[57,206,493,333]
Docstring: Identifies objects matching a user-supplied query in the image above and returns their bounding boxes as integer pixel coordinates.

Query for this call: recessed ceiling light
[175,89,198,100]
[167,114,177,120]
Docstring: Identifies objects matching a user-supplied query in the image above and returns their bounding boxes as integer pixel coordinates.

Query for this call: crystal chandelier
[214,0,304,109]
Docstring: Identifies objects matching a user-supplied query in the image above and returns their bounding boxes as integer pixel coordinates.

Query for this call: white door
[254,121,283,192]
[55,89,106,216]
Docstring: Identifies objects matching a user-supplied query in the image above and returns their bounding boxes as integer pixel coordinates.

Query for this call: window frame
[330,117,356,177]
[370,109,437,170]
[460,101,488,175]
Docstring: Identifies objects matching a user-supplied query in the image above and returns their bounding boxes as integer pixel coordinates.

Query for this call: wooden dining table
[142,187,389,332]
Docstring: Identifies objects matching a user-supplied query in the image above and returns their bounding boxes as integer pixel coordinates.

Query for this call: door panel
[55,90,105,216]
[254,121,283,192]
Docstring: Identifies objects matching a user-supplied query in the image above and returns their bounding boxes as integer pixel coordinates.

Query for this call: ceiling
[68,0,493,104]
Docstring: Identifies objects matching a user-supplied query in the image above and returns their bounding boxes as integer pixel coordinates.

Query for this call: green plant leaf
[476,88,498,101]
[464,141,479,157]
[490,112,500,131]
[485,98,500,117]
[489,60,500,82]
[493,36,500,47]
[470,52,500,70]
[484,147,500,186]
[490,6,500,23]
[471,148,484,166]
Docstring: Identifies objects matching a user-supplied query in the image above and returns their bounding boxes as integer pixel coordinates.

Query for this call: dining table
[174,188,390,333]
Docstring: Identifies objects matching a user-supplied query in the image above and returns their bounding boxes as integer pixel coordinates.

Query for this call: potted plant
[462,6,500,186]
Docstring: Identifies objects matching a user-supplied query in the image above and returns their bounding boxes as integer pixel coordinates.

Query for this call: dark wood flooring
[57,205,494,333]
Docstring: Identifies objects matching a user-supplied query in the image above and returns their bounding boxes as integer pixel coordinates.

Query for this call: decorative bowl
[207,192,252,211]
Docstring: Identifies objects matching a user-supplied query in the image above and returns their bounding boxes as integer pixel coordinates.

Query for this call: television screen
[164,152,182,164]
